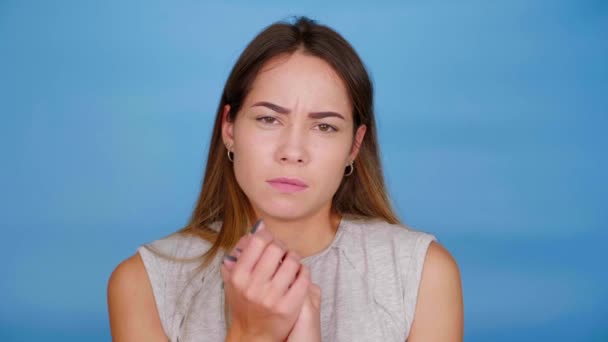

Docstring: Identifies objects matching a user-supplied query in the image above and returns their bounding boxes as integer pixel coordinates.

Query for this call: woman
[108,16,463,341]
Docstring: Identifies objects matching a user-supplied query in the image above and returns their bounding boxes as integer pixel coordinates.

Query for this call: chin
[254,197,314,221]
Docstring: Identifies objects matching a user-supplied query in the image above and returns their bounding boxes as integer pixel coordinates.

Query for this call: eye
[256,116,279,125]
[316,123,338,133]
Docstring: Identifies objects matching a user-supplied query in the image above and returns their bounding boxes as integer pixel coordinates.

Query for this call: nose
[276,125,309,166]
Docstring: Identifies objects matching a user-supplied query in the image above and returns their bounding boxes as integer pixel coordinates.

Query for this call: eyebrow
[252,101,345,120]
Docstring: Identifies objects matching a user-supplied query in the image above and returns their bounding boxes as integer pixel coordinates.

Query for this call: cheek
[307,140,351,191]
[231,126,271,194]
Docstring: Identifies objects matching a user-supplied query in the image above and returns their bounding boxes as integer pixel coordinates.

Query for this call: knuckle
[243,287,257,302]
[229,272,244,288]
[286,250,302,261]
[273,237,287,250]
[267,242,284,255]
[261,297,276,310]
[256,230,274,242]
[249,234,269,249]
[283,256,300,269]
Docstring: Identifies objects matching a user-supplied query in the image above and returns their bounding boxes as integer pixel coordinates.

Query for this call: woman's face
[222,51,366,221]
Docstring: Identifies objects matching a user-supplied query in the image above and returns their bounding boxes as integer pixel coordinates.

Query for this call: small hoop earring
[344,161,354,176]
[225,144,234,162]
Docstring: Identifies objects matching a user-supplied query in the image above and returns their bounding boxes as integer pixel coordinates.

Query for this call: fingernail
[250,219,263,234]
[224,255,237,262]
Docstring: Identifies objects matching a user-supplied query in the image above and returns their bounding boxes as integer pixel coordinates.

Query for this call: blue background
[1,0,606,340]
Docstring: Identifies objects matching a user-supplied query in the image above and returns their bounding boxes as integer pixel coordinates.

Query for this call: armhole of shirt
[137,245,171,337]
[403,232,437,338]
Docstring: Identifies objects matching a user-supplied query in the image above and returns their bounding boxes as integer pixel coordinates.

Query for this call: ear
[348,124,367,162]
[221,104,235,149]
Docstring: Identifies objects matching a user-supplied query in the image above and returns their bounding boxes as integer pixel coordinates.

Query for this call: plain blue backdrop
[1,0,606,341]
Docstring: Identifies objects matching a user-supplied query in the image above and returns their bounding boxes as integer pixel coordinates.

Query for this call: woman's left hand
[284,282,321,342]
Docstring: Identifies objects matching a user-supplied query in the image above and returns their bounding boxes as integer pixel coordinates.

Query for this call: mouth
[266,177,309,193]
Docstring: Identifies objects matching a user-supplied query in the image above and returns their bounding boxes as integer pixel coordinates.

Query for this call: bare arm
[407,241,464,342]
[107,253,169,342]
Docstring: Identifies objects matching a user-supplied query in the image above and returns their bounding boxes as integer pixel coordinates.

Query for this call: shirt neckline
[301,214,348,264]
[213,214,349,263]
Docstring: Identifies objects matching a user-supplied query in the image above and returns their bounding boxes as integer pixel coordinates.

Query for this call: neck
[256,207,342,259]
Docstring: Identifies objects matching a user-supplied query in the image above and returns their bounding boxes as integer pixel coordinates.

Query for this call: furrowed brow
[252,101,345,120]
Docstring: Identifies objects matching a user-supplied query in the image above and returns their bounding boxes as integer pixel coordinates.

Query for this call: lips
[267,177,308,187]
[266,177,309,193]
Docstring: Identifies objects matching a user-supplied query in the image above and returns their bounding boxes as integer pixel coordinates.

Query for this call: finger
[277,264,310,313]
[230,221,283,257]
[231,221,274,285]
[234,233,252,251]
[231,231,282,259]
[265,251,301,301]
[250,241,287,286]
[222,253,238,272]
[309,283,321,298]
[224,225,274,275]
[231,235,250,259]
[273,238,292,264]
[272,237,288,251]
[223,247,246,274]
[226,236,293,279]
[309,283,321,308]
[225,232,251,257]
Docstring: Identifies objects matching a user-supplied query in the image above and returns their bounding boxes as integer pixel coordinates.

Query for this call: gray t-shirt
[138,215,437,341]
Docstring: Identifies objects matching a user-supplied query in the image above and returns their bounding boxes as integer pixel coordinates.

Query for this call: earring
[344,160,354,176]
[225,143,234,162]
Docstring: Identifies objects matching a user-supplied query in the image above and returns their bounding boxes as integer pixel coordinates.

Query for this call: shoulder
[108,254,148,298]
[136,230,218,282]
[422,242,461,284]
[142,230,216,260]
[408,241,464,341]
[107,253,168,341]
[108,230,218,341]
[338,217,438,292]
[341,217,455,336]
[340,216,437,258]
[108,253,147,287]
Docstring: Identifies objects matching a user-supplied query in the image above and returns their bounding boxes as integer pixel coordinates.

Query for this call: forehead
[244,52,351,114]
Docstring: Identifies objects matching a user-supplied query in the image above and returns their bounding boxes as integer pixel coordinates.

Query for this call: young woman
[108,17,463,342]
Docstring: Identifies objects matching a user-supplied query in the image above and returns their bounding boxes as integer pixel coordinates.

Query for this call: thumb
[308,283,321,308]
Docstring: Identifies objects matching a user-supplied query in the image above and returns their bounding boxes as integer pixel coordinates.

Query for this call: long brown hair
[179,16,400,268]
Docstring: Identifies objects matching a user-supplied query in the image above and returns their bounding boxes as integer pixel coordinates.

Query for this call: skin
[107,51,463,341]
[222,51,366,259]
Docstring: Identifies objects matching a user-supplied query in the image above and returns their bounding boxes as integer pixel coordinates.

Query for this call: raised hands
[220,220,321,342]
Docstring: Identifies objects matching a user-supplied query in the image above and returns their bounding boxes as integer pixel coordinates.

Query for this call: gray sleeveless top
[138,215,436,341]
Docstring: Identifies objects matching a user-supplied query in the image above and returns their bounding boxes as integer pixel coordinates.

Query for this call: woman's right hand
[220,220,311,342]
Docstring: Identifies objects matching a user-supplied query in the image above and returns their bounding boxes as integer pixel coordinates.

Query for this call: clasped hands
[221,219,322,342]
